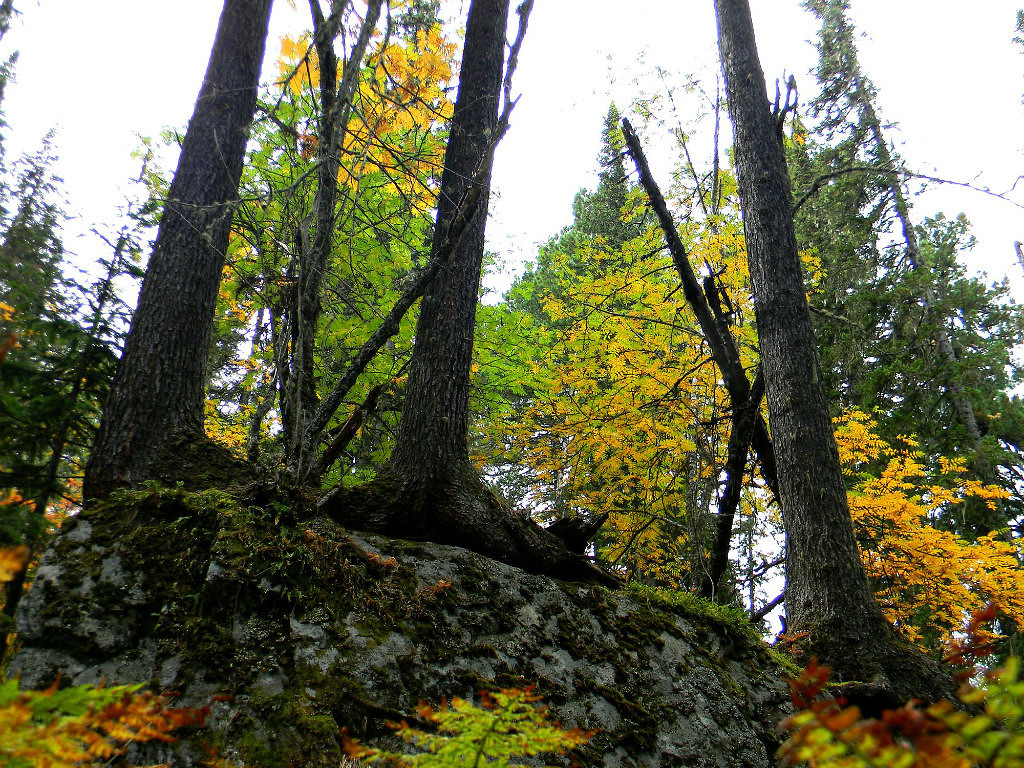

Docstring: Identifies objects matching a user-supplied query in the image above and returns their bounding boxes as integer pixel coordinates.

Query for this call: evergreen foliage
[795,0,1024,537]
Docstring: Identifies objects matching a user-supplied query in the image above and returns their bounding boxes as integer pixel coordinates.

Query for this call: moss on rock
[12,486,790,767]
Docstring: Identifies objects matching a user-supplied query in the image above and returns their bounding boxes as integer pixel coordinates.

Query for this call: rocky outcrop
[10,486,791,766]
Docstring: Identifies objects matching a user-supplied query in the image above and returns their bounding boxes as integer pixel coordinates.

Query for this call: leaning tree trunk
[84,0,272,500]
[321,0,614,587]
[714,0,953,707]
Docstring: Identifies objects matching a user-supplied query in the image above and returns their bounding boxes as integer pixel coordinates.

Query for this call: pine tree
[794,0,1024,536]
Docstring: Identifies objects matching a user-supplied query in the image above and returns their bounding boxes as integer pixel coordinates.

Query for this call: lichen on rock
[10,486,790,767]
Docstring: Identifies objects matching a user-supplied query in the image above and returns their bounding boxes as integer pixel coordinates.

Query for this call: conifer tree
[571,103,634,250]
[794,0,1024,535]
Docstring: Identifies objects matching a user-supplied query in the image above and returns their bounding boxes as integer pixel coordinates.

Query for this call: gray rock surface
[11,487,790,767]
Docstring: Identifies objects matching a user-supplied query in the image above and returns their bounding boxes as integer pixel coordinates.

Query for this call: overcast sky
[2,1,1022,298]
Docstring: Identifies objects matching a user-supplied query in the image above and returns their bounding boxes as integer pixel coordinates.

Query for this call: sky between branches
[2,0,1021,300]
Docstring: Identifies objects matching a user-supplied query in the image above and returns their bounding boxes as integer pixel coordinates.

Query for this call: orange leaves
[835,410,1022,650]
[0,545,29,584]
[780,627,1024,768]
[0,679,207,768]
[298,132,317,160]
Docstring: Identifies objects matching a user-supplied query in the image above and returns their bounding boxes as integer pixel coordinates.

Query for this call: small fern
[344,686,592,767]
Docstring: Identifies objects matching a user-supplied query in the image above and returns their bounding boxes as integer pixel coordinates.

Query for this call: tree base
[86,430,258,504]
[796,616,957,714]
[318,465,619,587]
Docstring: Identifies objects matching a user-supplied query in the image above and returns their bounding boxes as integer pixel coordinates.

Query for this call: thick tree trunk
[714,0,953,705]
[84,0,272,500]
[321,0,612,586]
[385,0,508,485]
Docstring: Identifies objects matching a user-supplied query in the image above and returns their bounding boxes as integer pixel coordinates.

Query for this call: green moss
[34,483,787,767]
[625,583,752,634]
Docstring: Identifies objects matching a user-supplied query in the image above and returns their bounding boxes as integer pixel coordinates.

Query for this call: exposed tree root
[796,618,957,715]
[318,466,619,588]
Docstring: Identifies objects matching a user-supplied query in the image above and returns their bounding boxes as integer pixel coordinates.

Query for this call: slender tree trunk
[715,0,953,705]
[286,0,383,479]
[84,0,272,500]
[621,120,778,598]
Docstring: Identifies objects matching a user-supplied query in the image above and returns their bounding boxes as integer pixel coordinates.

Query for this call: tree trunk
[286,0,383,479]
[84,0,272,500]
[714,0,953,706]
[385,0,508,485]
[321,0,613,587]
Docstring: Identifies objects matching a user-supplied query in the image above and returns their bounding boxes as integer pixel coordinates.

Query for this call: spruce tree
[794,0,1024,535]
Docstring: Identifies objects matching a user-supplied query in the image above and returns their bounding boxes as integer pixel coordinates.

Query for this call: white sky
[2,1,1022,298]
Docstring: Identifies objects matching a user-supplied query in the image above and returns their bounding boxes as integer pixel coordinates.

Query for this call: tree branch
[621,118,780,504]
[303,0,534,461]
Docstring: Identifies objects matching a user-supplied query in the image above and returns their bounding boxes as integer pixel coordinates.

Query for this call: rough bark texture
[385,0,508,484]
[322,0,610,586]
[714,0,953,705]
[84,0,272,500]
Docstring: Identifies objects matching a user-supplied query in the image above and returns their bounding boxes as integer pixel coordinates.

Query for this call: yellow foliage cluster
[834,410,1022,649]
[276,22,455,212]
[482,209,760,585]
[204,398,251,457]
[0,544,28,585]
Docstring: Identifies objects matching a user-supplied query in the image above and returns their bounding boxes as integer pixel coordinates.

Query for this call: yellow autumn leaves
[276,24,455,212]
[835,409,1021,648]
[480,189,1024,652]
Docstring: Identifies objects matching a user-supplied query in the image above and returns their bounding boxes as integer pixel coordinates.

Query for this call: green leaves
[345,687,592,768]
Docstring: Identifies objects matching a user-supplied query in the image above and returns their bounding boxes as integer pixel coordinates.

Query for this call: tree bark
[84,0,272,500]
[384,0,509,485]
[321,0,613,586]
[714,0,953,705]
